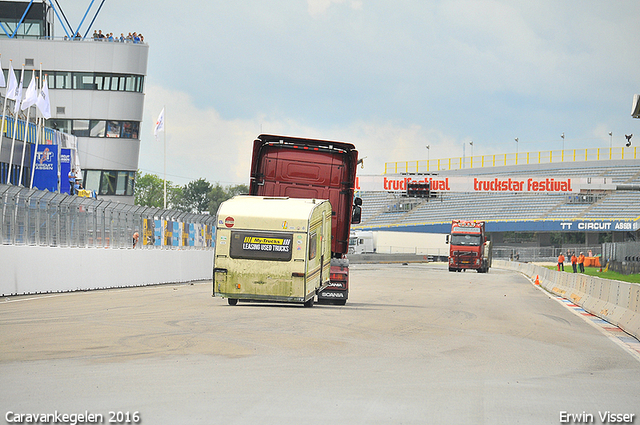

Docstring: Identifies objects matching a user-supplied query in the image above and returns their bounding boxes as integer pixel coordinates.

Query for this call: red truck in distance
[447,220,492,273]
[249,134,362,304]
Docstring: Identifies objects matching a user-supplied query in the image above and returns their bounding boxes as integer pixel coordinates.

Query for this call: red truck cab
[447,220,491,273]
[249,134,361,304]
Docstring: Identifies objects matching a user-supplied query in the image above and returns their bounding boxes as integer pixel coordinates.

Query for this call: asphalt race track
[1,263,639,424]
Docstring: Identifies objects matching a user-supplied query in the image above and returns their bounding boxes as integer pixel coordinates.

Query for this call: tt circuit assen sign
[355,175,615,194]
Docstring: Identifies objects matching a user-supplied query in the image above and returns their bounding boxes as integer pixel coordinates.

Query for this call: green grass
[543,266,640,284]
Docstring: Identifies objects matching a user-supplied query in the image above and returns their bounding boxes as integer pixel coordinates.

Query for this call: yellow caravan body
[213,196,332,307]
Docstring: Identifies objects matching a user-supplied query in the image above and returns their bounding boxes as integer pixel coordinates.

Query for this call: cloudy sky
[64,0,640,186]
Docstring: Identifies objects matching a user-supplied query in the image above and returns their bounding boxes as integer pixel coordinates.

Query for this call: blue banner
[60,148,72,195]
[189,223,195,246]
[362,219,640,234]
[172,222,180,246]
[154,220,162,246]
[31,145,58,191]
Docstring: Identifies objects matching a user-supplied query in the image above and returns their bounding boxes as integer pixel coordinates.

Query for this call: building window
[48,119,140,139]
[82,170,135,196]
[84,170,101,192]
[51,72,72,89]
[72,120,90,137]
[106,121,121,138]
[44,71,144,92]
[73,72,95,90]
[49,119,71,133]
[122,121,139,138]
[89,120,105,137]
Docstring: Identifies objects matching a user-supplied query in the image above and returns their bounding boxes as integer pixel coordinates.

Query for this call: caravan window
[309,232,317,260]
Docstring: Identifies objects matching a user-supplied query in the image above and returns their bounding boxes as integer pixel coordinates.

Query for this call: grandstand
[354,150,640,247]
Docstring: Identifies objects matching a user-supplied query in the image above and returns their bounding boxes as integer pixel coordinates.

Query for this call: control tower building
[0,0,148,204]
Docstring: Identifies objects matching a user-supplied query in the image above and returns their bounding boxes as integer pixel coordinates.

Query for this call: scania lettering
[447,220,492,273]
[248,134,361,305]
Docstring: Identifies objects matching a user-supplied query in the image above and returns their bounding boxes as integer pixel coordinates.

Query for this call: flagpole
[163,105,167,209]
[0,94,5,184]
[30,66,42,189]
[2,60,17,184]
[8,65,25,185]
[0,54,7,182]
[19,69,35,186]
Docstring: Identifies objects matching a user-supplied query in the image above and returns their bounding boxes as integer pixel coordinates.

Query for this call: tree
[135,171,248,214]
[175,178,213,213]
[207,183,249,215]
[134,171,181,208]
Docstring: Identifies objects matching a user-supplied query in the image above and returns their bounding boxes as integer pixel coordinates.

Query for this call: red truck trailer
[447,220,492,273]
[249,134,362,304]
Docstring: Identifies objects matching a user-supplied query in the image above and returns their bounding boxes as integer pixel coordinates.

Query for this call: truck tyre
[304,296,314,308]
[228,298,238,306]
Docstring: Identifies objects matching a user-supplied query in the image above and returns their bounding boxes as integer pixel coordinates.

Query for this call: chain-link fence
[1,184,215,249]
[602,241,640,262]
[493,246,602,263]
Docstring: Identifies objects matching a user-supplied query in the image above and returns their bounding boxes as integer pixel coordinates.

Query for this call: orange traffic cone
[534,275,540,285]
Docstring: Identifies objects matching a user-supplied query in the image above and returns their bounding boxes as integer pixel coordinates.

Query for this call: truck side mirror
[351,205,362,224]
[445,235,449,244]
[351,197,362,224]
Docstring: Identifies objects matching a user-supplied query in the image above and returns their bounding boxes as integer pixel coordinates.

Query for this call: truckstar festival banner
[355,175,616,193]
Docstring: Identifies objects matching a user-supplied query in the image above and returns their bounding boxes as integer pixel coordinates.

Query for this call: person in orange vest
[571,253,578,273]
[577,252,585,273]
[557,253,565,271]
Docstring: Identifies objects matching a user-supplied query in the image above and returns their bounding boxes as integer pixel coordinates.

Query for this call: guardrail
[495,260,640,341]
[0,184,215,249]
[384,146,639,174]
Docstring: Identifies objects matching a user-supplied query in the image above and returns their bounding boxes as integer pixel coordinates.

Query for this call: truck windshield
[450,234,482,246]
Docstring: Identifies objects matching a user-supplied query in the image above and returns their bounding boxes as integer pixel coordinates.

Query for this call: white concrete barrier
[0,246,214,296]
[495,260,640,341]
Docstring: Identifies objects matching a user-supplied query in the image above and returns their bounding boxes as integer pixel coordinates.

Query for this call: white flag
[21,72,37,110]
[6,63,18,100]
[36,77,51,119]
[153,107,165,139]
[0,58,5,88]
[12,69,24,116]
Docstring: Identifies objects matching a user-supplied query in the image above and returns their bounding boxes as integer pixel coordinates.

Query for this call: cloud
[113,1,640,187]
[140,84,259,186]
[139,83,472,185]
[307,0,362,16]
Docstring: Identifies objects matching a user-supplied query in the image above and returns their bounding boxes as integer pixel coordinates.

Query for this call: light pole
[469,141,473,157]
[462,142,465,168]
[609,132,612,150]
[515,137,518,154]
[426,145,430,162]
[561,132,565,151]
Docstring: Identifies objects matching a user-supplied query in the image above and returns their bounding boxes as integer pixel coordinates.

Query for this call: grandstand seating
[355,160,640,228]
